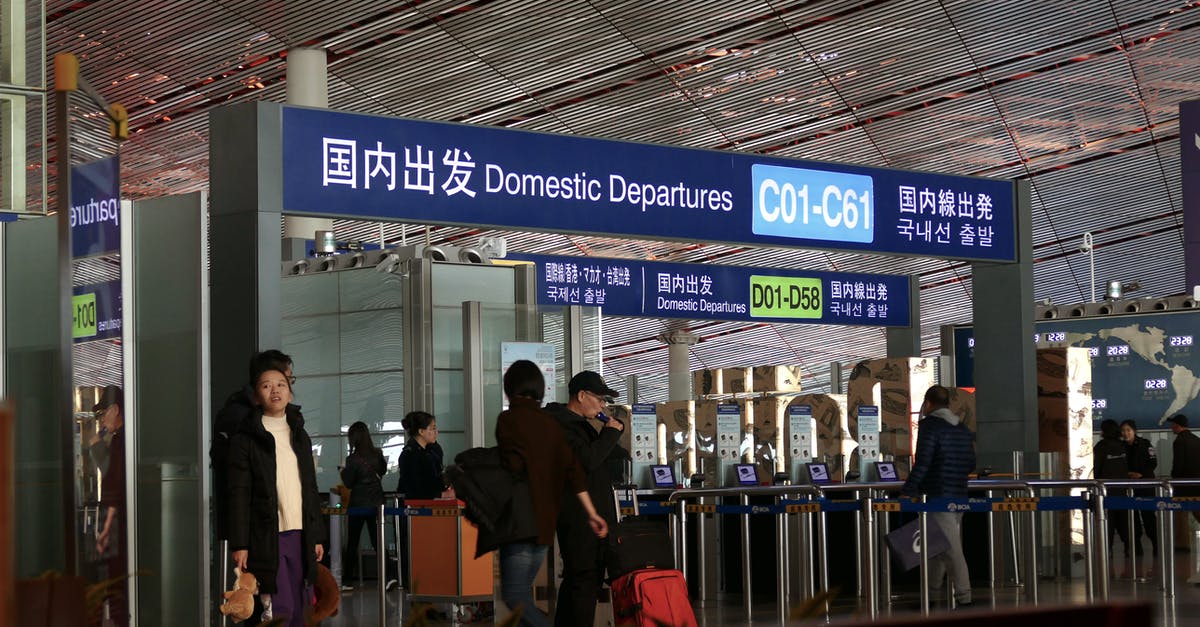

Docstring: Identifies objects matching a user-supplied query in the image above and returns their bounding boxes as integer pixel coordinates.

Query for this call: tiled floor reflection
[325,562,1200,626]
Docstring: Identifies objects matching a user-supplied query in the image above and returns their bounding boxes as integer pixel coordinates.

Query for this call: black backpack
[444,447,537,557]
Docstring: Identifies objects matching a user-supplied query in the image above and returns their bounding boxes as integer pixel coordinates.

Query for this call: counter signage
[788,405,815,462]
[716,404,742,461]
[280,106,1016,262]
[508,253,910,327]
[857,405,881,479]
[72,280,122,343]
[630,404,658,465]
[71,156,121,259]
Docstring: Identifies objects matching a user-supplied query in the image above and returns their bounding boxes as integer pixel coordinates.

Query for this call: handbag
[884,517,950,571]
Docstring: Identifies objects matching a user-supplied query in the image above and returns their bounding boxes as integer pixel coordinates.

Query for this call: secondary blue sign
[70,156,121,258]
[507,253,910,327]
[280,106,1015,262]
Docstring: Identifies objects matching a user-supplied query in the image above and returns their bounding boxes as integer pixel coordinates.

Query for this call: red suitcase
[610,567,698,627]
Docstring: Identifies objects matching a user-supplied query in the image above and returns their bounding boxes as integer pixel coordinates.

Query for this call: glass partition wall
[280,259,601,491]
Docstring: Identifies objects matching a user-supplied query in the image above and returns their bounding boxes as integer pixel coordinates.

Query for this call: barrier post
[220,539,229,627]
[919,495,930,616]
[1082,490,1094,601]
[741,492,753,624]
[986,489,997,595]
[879,490,892,612]
[391,495,404,592]
[861,495,877,619]
[676,498,688,586]
[1025,490,1038,604]
[696,495,708,603]
[1160,482,1175,598]
[854,489,863,597]
[776,497,787,623]
[1095,489,1110,600]
[1125,488,1138,581]
[377,504,386,627]
[817,503,830,603]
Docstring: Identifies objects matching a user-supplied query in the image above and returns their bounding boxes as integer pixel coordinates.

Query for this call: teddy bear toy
[219,568,258,623]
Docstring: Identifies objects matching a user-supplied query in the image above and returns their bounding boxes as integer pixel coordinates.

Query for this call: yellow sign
[786,503,820,513]
[992,498,1039,512]
[873,502,900,512]
[72,293,97,339]
[685,504,717,514]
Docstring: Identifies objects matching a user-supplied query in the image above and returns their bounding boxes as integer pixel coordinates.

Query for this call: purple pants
[273,530,308,627]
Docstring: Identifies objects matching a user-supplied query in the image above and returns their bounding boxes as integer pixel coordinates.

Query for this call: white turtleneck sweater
[262,414,304,532]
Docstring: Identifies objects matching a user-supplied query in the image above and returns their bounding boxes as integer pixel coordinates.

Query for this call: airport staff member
[1169,414,1200,526]
[902,385,976,608]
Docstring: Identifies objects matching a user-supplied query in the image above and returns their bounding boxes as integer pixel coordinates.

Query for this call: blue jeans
[499,542,551,627]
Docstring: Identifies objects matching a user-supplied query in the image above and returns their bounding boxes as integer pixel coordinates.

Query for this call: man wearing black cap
[545,371,628,627]
[1169,414,1200,525]
[94,385,128,626]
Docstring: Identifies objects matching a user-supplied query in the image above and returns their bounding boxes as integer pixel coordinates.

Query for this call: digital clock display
[1145,378,1168,390]
[1046,332,1066,342]
[1093,399,1107,409]
[967,337,975,349]
[1170,335,1194,347]
[1107,345,1130,356]
[749,275,822,319]
[1088,347,1100,357]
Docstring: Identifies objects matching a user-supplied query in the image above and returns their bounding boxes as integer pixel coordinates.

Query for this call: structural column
[970,179,1037,472]
[885,276,921,357]
[282,47,333,259]
[657,330,699,401]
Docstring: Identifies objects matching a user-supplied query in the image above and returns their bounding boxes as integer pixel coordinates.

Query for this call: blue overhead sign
[70,156,120,258]
[280,106,1016,262]
[507,253,911,327]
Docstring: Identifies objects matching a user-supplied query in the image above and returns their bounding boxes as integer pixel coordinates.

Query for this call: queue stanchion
[377,503,386,627]
[1161,481,1175,598]
[853,489,862,598]
[802,505,815,600]
[816,491,830,603]
[985,489,997,596]
[220,538,229,627]
[878,490,892,612]
[740,492,753,624]
[668,495,681,575]
[391,494,404,593]
[776,496,787,624]
[675,497,688,587]
[696,496,708,603]
[861,494,877,619]
[918,495,930,616]
[1082,490,1095,601]
[1129,488,1147,582]
[1025,488,1039,604]
[1095,488,1110,600]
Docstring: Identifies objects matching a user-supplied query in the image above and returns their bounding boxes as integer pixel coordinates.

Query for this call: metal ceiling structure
[45,0,1197,401]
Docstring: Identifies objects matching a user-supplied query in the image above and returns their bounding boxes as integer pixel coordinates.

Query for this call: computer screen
[734,463,759,486]
[650,464,676,488]
[807,462,831,484]
[875,461,899,481]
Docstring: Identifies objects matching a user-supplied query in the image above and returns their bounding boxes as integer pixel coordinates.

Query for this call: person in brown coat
[495,359,607,627]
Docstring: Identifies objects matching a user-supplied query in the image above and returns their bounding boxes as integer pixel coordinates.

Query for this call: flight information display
[954,311,1200,429]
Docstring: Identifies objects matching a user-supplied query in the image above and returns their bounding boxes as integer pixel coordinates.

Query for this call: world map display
[954,310,1200,430]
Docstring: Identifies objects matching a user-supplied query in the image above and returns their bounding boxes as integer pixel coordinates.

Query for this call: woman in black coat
[228,366,326,627]
[340,421,388,588]
[1121,419,1158,556]
[397,411,446,500]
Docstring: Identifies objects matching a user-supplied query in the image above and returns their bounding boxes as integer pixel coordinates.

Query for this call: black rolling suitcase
[605,485,675,580]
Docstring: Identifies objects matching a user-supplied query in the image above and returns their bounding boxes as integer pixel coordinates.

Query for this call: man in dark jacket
[1169,414,1200,524]
[901,385,976,607]
[545,370,628,627]
[1094,419,1131,557]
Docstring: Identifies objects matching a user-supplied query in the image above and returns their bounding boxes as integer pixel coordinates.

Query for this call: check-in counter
[405,499,494,602]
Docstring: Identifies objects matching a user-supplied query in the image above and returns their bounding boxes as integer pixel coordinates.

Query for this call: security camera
[1079,232,1093,253]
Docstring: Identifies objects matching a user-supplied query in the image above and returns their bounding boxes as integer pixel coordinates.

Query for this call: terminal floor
[326,571,1200,625]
